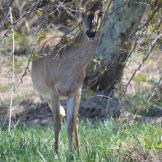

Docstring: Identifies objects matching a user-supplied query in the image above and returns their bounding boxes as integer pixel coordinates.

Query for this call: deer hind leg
[66,88,81,153]
[50,88,61,154]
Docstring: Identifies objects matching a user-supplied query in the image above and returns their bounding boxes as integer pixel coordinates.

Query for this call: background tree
[85,0,161,93]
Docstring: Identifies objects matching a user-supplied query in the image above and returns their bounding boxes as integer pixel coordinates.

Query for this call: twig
[37,149,46,162]
[13,1,39,26]
[126,33,162,90]
[8,7,15,133]
[58,2,78,21]
[21,54,32,83]
[21,44,35,83]
[1,0,15,22]
[148,76,162,102]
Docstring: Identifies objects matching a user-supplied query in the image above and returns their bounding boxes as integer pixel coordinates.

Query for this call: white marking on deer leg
[60,104,66,117]
[48,101,65,117]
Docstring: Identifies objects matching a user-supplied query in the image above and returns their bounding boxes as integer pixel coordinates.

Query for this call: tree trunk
[90,0,149,93]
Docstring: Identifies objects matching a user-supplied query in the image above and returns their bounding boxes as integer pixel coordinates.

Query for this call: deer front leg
[50,89,61,154]
[66,89,80,153]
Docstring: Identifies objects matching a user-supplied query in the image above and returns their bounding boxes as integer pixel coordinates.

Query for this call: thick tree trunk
[90,0,149,93]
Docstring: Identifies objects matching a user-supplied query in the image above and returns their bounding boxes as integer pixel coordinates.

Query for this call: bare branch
[8,6,15,132]
[126,33,162,90]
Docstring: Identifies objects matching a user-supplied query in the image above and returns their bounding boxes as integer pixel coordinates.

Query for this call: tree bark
[90,0,149,93]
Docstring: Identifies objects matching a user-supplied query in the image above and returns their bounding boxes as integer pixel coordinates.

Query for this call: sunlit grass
[0,120,162,162]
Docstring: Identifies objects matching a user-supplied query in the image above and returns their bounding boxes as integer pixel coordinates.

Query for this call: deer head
[81,1,103,40]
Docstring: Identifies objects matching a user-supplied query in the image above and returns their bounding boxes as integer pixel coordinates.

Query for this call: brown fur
[31,1,102,154]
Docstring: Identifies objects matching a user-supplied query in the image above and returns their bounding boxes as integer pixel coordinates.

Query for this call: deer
[31,1,103,154]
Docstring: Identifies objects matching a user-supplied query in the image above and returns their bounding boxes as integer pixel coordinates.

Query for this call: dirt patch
[1,98,162,127]
[0,100,53,126]
[0,97,121,126]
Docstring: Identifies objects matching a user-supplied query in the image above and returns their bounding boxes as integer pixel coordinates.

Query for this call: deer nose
[86,30,96,39]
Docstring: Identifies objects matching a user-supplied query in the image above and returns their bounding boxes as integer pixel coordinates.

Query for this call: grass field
[0,120,162,162]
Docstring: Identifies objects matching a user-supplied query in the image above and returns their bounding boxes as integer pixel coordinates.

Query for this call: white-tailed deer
[31,1,103,154]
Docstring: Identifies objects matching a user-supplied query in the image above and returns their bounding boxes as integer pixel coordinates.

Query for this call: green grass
[0,120,162,162]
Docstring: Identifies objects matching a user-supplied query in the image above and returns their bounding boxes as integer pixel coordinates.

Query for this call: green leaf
[86,88,94,96]
[37,32,46,44]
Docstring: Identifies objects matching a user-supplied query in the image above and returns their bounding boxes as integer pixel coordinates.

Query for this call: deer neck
[76,29,101,68]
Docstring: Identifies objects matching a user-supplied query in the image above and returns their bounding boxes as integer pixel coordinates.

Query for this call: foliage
[133,72,147,83]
